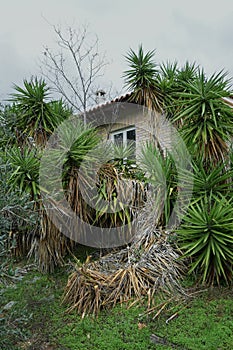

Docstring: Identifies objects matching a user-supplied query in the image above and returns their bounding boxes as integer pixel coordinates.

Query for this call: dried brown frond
[63,227,185,316]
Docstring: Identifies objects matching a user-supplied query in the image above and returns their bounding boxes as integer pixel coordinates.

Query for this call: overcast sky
[1,0,233,102]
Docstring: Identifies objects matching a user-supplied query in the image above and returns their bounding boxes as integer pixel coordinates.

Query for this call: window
[110,127,136,145]
[110,127,136,160]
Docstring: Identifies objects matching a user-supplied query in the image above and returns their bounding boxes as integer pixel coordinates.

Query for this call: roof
[84,94,233,126]
[85,92,135,126]
[223,97,233,107]
[87,92,132,113]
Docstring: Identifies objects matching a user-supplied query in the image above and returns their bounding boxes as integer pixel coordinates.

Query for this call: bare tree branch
[39,24,109,123]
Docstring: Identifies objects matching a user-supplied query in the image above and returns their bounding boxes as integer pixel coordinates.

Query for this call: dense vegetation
[1,46,233,349]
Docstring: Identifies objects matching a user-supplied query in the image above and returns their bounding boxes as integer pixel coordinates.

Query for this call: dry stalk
[63,226,186,316]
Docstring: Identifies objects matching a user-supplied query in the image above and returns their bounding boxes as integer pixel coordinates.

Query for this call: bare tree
[40,24,109,124]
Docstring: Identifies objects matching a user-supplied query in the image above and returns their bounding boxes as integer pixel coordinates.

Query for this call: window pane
[126,129,136,158]
[126,129,136,142]
[114,132,123,146]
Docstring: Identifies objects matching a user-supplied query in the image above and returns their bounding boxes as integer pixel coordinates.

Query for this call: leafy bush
[0,153,39,261]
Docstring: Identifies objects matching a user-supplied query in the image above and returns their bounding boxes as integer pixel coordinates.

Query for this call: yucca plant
[6,144,71,272]
[30,119,102,270]
[177,61,199,84]
[172,70,233,164]
[59,118,101,203]
[177,194,233,285]
[123,45,163,111]
[109,141,140,178]
[40,119,102,243]
[138,142,177,227]
[157,61,179,113]
[9,77,70,146]
[48,99,72,121]
[157,61,198,118]
[62,125,144,245]
[7,146,41,201]
[179,159,233,201]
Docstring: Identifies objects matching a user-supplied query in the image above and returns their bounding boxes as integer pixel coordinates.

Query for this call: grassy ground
[1,255,233,350]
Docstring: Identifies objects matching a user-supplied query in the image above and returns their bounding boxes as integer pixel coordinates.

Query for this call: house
[85,93,233,159]
[85,93,172,158]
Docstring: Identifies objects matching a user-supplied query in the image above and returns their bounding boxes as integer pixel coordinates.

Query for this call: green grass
[1,259,233,350]
[56,307,155,350]
[152,292,233,350]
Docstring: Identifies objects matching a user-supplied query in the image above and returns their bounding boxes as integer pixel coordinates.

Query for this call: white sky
[1,0,233,102]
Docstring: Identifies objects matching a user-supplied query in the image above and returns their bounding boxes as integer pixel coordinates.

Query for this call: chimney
[95,89,106,104]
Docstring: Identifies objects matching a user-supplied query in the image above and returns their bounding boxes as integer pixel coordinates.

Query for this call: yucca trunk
[30,209,69,273]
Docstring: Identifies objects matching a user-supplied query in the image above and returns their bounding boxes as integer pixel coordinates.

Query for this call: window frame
[109,126,136,145]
